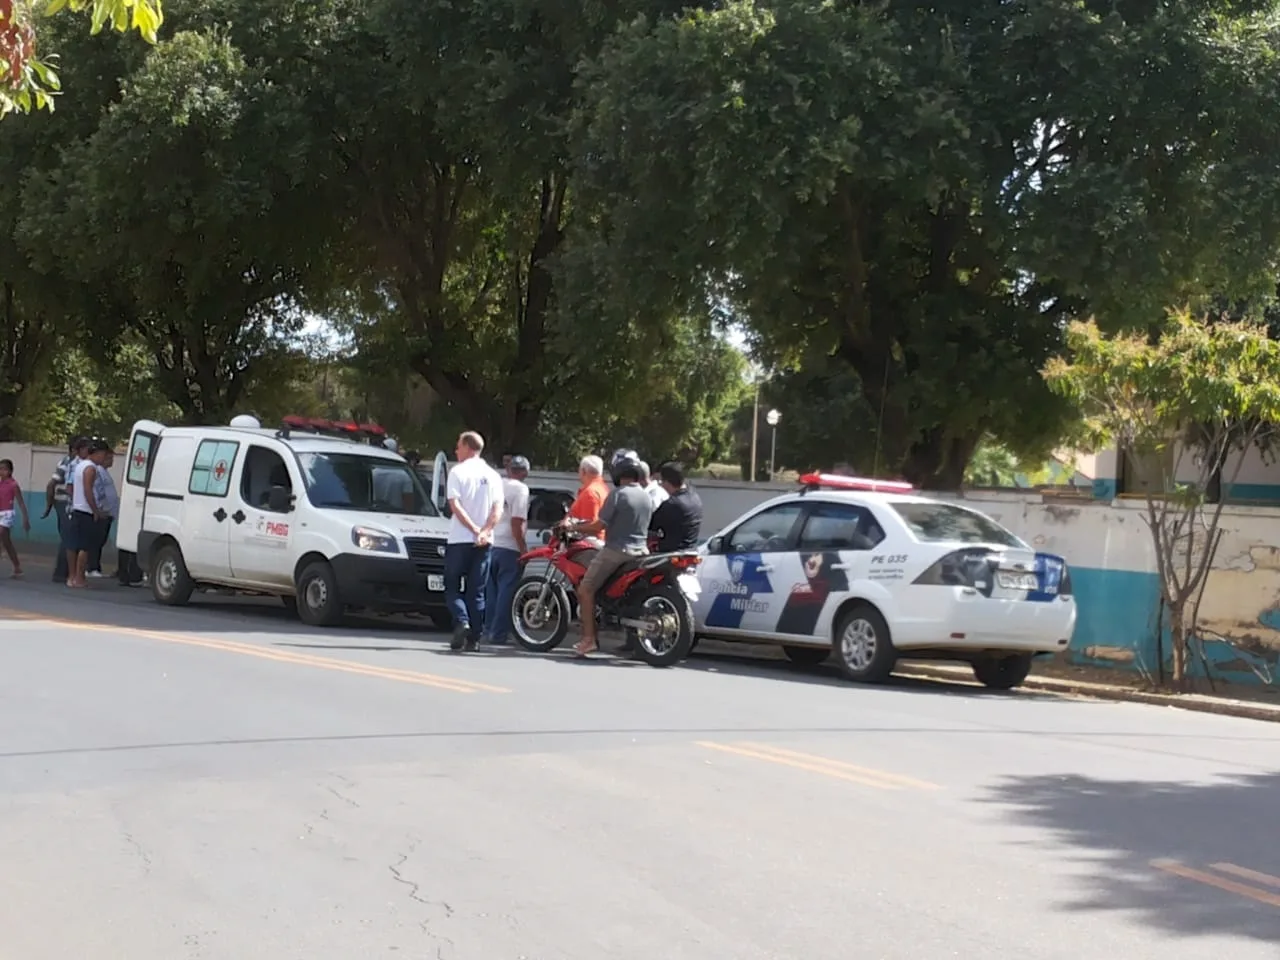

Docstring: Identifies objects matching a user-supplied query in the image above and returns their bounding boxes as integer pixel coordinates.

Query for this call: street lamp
[766,409,781,480]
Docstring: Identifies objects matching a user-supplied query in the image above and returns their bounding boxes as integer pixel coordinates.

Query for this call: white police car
[692,474,1077,689]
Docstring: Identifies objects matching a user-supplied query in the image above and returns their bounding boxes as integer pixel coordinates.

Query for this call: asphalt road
[2,562,1280,959]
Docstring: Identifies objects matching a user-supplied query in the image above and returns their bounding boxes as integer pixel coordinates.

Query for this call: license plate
[677,572,701,600]
[427,575,445,592]
[997,572,1038,592]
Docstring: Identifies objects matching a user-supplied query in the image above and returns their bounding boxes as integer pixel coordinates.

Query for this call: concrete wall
[0,443,126,546]
[1090,440,1280,503]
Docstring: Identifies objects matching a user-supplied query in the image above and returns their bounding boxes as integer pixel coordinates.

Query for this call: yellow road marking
[1210,862,1280,890]
[1151,859,1280,909]
[737,741,942,791]
[0,606,509,694]
[695,741,938,791]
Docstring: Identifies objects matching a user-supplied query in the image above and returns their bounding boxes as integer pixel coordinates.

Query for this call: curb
[896,664,1280,724]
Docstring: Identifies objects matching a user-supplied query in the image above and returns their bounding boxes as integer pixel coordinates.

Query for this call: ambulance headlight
[352,526,398,553]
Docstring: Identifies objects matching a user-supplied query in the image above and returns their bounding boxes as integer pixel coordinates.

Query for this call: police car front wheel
[832,604,896,684]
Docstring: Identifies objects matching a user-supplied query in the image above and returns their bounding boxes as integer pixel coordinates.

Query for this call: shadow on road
[985,771,1280,940]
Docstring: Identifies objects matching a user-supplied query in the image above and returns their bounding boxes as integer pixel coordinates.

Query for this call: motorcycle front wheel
[627,581,695,668]
[511,576,572,652]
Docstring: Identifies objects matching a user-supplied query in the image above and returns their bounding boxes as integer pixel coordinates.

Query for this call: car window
[797,502,885,551]
[888,501,1024,548]
[726,503,804,553]
[298,452,439,516]
[241,445,294,514]
[189,440,239,497]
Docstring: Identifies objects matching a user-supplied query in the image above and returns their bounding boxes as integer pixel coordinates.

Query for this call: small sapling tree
[1043,311,1280,689]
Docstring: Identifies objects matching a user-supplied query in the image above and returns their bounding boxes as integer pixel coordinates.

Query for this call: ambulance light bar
[798,472,915,494]
[277,415,388,442]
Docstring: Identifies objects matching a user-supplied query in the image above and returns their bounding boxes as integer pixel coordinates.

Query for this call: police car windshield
[888,501,1024,548]
[297,452,438,517]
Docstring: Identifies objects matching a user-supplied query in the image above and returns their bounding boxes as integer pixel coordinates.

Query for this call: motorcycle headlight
[351,525,398,553]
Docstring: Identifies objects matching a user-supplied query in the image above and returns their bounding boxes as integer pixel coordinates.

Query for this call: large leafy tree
[19,3,339,423]
[575,0,1280,487]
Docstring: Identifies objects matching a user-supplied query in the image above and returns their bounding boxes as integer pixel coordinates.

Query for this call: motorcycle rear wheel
[627,582,695,668]
[512,576,572,652]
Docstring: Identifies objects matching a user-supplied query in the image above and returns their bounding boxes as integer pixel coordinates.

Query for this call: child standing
[0,459,30,577]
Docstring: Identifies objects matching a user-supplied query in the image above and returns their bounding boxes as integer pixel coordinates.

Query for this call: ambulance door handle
[231,510,246,525]
[213,508,227,523]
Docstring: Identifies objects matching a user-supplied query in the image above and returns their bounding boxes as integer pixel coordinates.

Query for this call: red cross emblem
[132,449,147,469]
[214,460,227,480]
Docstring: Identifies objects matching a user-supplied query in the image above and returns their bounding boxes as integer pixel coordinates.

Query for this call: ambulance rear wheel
[296,561,344,627]
[151,543,194,607]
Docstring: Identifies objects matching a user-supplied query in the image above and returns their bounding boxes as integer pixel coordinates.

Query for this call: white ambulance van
[115,415,454,627]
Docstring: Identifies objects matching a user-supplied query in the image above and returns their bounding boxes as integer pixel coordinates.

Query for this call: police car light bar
[798,472,915,494]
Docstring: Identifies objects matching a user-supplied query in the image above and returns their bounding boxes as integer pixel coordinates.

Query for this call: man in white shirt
[639,460,669,512]
[482,455,531,648]
[445,431,503,651]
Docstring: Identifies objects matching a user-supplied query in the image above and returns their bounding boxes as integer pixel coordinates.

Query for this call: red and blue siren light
[799,472,915,494]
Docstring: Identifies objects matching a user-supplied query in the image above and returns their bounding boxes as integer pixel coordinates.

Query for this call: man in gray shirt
[562,453,652,656]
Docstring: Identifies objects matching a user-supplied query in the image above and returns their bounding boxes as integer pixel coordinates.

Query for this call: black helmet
[610,447,642,484]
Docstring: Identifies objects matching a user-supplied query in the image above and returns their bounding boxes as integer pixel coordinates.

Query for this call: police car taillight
[914,549,997,596]
[798,472,915,494]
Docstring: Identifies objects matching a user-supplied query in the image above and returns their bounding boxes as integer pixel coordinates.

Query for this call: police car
[692,474,1077,689]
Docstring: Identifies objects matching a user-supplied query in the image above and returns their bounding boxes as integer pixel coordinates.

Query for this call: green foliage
[1043,310,1280,687]
[574,0,1280,488]
[0,0,161,117]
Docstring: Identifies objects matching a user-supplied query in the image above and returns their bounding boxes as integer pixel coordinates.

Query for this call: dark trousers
[52,502,69,582]
[483,547,522,643]
[88,516,113,573]
[117,550,143,585]
[444,542,491,634]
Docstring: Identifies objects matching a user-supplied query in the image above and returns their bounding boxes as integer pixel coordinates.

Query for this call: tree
[19,7,339,424]
[575,0,1280,488]
[1043,312,1280,690]
[1,0,162,116]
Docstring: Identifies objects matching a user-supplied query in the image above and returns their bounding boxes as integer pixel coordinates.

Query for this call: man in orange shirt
[565,454,609,528]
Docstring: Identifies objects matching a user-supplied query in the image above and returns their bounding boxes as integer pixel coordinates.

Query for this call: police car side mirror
[267,485,294,513]
[707,535,725,555]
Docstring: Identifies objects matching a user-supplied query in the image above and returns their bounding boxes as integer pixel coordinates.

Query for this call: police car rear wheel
[833,605,895,683]
[151,543,194,606]
[971,653,1033,690]
[296,561,343,627]
[783,645,830,667]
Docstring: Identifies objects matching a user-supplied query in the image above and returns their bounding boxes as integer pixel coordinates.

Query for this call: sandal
[572,638,598,658]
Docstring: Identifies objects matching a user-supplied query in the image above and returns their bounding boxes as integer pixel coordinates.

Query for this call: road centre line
[0,606,509,694]
[1150,859,1280,909]
[695,740,941,791]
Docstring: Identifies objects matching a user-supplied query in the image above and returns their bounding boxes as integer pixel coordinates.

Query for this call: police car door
[697,501,806,638]
[768,500,881,644]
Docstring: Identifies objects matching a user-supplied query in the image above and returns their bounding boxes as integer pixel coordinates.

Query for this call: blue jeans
[483,547,522,643]
[444,542,490,633]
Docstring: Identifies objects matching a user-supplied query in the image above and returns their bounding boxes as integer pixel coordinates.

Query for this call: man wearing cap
[44,436,88,583]
[482,455,531,647]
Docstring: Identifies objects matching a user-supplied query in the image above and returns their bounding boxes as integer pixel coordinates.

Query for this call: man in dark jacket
[648,461,704,552]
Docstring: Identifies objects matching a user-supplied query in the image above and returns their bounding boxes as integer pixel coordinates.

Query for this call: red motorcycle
[510,528,703,667]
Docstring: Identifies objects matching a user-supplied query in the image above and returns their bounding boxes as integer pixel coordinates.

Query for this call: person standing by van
[444,431,503,651]
[0,458,31,577]
[86,449,119,579]
[45,436,86,583]
[482,455,530,647]
[65,439,109,588]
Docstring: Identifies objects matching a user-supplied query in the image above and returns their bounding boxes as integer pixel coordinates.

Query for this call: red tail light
[670,555,702,569]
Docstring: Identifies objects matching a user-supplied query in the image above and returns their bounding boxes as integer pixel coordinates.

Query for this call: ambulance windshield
[297,452,439,517]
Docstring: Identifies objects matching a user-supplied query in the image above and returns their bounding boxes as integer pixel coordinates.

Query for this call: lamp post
[766,408,781,480]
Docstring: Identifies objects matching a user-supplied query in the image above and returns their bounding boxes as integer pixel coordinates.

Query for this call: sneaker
[86,571,105,579]
[450,624,470,651]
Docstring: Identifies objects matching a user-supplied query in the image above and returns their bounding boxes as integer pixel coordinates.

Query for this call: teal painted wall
[6,492,63,546]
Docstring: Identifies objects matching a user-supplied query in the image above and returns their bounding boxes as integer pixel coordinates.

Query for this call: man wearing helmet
[565,449,653,656]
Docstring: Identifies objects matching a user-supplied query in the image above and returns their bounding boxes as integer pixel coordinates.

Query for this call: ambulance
[115,415,455,627]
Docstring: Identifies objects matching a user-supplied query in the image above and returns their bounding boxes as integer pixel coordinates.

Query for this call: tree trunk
[899,428,981,490]
[1169,603,1189,691]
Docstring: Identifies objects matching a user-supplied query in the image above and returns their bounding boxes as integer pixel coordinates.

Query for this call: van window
[240,446,293,513]
[126,432,158,487]
[297,452,438,516]
[189,440,240,497]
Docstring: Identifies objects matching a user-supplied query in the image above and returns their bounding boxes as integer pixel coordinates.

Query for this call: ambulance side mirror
[267,485,294,513]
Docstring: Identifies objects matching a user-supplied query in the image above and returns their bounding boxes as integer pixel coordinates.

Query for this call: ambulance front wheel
[296,560,344,627]
[151,542,195,607]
